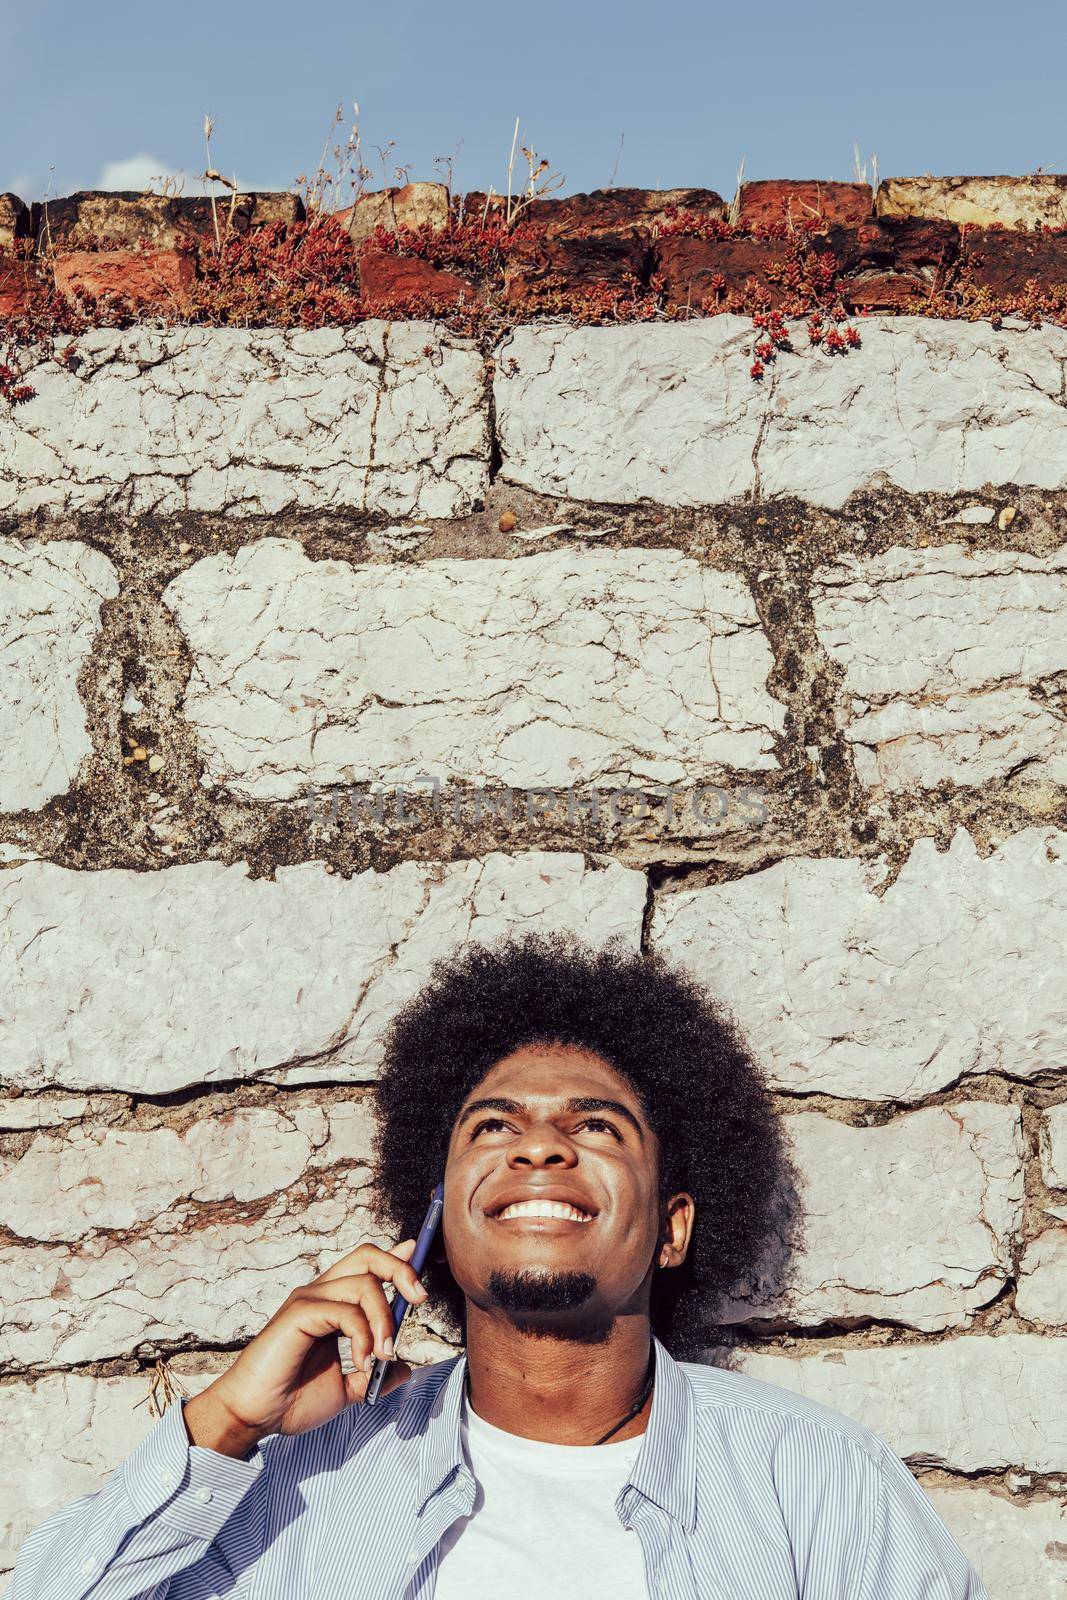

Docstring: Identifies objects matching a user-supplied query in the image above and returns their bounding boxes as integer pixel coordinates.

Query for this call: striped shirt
[10,1335,989,1599]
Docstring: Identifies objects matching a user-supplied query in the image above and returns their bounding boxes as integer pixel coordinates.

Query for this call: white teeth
[497,1200,592,1221]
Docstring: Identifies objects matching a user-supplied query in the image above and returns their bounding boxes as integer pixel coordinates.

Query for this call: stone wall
[1,174,1066,1594]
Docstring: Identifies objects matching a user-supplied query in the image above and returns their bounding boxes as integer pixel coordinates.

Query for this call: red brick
[841,273,929,310]
[0,258,40,318]
[357,250,479,313]
[656,235,786,308]
[464,188,725,237]
[504,230,650,307]
[959,228,1067,295]
[52,248,195,310]
[734,180,872,228]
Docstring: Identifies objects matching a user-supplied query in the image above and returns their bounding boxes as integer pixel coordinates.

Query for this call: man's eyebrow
[456,1094,645,1140]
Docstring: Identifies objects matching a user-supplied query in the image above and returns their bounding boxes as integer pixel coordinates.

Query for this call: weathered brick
[719,1104,1023,1332]
[960,226,1067,295]
[51,247,194,310]
[0,539,118,812]
[30,189,303,251]
[877,174,1067,229]
[162,541,784,800]
[810,543,1067,792]
[733,179,872,228]
[504,229,650,307]
[463,187,725,236]
[651,826,1067,1101]
[0,325,487,519]
[343,181,450,244]
[0,193,30,252]
[0,853,645,1094]
[655,235,784,309]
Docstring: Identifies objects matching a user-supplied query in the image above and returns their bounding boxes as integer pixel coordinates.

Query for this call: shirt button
[194,1487,213,1504]
[159,1470,175,1488]
[407,1550,418,1562]
[80,1558,94,1575]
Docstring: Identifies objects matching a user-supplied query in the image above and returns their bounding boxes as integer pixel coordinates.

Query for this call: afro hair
[368,927,798,1359]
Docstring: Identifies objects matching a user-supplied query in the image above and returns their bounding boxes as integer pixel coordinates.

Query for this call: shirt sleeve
[855,1439,991,1600]
[8,1395,268,1600]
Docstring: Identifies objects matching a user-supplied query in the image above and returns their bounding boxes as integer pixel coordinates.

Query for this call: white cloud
[96,153,203,195]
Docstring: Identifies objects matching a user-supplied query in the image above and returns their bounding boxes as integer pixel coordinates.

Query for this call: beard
[486,1265,597,1315]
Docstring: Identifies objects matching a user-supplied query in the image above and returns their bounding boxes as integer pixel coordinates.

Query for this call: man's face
[442,1043,675,1333]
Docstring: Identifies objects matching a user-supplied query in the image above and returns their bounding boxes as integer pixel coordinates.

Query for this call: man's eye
[472,1117,508,1135]
[579,1118,620,1138]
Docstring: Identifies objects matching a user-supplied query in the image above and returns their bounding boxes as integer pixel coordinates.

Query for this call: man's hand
[182,1240,426,1457]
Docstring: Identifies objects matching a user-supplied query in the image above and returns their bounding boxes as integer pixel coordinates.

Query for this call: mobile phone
[363,1180,445,1405]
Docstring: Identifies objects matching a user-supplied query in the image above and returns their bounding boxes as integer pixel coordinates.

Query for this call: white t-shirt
[433,1388,649,1599]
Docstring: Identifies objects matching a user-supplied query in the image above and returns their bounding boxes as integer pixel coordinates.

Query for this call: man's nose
[506,1120,579,1167]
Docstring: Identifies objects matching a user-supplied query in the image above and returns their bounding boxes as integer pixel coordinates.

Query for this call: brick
[960,227,1067,296]
[650,825,1067,1101]
[0,539,119,811]
[718,1104,1023,1332]
[357,248,479,312]
[344,181,450,244]
[163,541,784,800]
[52,247,194,311]
[877,174,1067,229]
[810,542,1067,791]
[504,229,650,307]
[0,193,30,252]
[494,318,1067,510]
[0,257,40,318]
[737,1334,1067,1472]
[655,235,784,309]
[0,853,645,1094]
[0,324,487,519]
[733,179,872,228]
[462,187,725,236]
[30,189,303,251]
[813,217,959,308]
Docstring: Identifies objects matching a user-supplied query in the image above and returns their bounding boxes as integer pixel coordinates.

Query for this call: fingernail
[383,1336,394,1360]
[413,1279,427,1300]
[363,1353,374,1375]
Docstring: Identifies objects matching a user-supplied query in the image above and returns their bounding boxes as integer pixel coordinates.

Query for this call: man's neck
[462,1307,655,1445]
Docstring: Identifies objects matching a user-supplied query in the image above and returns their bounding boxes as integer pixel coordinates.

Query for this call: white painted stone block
[736,1335,1067,1472]
[720,1103,1023,1331]
[924,1483,1067,1600]
[0,325,487,519]
[495,317,1067,509]
[0,539,118,811]
[1041,1105,1067,1191]
[0,852,644,1094]
[811,543,1067,791]
[651,825,1067,1100]
[162,540,785,801]
[1016,1229,1067,1327]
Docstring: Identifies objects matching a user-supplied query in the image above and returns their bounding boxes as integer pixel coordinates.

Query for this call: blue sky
[3,0,1066,205]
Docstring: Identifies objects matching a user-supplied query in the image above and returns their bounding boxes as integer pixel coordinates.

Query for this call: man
[11,931,989,1599]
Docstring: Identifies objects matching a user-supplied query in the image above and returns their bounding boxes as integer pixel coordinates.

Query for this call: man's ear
[657,1192,696,1269]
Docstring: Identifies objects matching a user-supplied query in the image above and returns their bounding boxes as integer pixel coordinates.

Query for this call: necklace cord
[464,1345,656,1447]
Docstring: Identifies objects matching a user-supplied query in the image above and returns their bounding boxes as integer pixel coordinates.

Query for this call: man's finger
[317,1237,418,1284]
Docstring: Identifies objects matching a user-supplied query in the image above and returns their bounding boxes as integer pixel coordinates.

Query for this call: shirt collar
[412,1333,697,1533]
